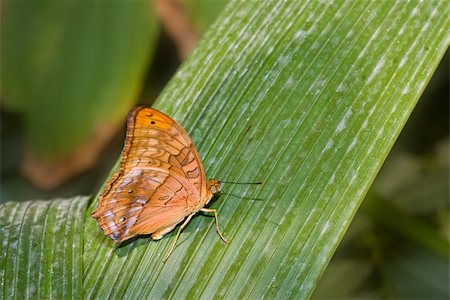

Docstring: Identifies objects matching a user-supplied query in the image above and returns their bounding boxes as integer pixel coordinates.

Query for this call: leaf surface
[83,1,449,298]
[1,0,449,298]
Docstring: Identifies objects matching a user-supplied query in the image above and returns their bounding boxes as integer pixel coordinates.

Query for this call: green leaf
[0,197,89,299]
[383,245,449,298]
[0,1,158,161]
[84,1,449,298]
[2,0,449,298]
[311,259,373,298]
[182,0,228,32]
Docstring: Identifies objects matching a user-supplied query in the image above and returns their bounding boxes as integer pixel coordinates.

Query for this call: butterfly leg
[163,213,195,263]
[200,208,230,244]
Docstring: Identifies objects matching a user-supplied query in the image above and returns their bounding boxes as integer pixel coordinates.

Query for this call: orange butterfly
[92,106,228,262]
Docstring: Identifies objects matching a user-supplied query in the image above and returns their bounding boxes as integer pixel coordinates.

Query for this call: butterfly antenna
[219,180,262,185]
[218,181,263,200]
[220,191,263,201]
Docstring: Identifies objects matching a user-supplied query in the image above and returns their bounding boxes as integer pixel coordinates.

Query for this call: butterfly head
[206,179,221,201]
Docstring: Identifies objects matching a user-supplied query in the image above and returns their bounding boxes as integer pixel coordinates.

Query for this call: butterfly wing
[92,107,207,242]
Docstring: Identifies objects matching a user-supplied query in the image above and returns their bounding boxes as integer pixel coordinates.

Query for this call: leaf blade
[0,2,158,161]
[0,197,89,299]
[82,0,448,298]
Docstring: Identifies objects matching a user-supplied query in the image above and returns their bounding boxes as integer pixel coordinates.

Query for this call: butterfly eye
[119,216,127,222]
[210,186,217,193]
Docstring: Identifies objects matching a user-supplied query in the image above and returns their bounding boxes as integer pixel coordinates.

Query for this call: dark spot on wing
[187,167,200,179]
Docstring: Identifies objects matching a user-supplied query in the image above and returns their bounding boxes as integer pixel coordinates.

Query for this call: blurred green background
[0,1,448,298]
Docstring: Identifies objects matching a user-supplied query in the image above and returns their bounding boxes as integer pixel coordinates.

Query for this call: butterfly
[91,106,229,262]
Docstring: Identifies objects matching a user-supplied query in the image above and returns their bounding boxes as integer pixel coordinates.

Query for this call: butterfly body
[92,107,223,254]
